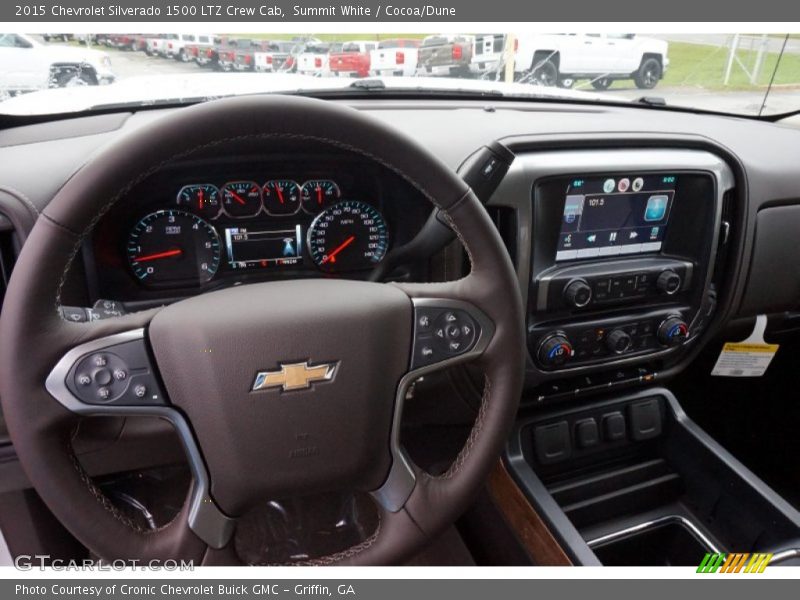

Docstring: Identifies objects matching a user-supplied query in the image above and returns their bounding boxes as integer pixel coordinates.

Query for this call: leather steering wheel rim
[0,95,525,565]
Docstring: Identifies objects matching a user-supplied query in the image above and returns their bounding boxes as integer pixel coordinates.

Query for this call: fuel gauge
[263,180,301,216]
[177,183,221,219]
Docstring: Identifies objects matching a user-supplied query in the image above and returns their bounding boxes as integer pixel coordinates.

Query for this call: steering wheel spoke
[371,282,496,514]
[44,326,236,550]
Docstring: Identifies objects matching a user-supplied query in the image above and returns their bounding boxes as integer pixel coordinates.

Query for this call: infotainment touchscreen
[555,174,676,261]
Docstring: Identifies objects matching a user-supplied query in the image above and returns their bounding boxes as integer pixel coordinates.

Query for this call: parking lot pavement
[84,46,202,79]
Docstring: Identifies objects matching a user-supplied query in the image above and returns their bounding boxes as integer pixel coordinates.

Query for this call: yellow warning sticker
[721,342,780,353]
[712,343,779,377]
[712,315,778,377]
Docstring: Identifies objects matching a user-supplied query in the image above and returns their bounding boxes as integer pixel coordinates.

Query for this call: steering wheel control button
[60,306,88,323]
[65,338,166,406]
[411,305,483,368]
[93,368,113,386]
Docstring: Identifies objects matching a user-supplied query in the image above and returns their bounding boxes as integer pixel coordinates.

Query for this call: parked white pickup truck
[369,39,421,77]
[144,34,177,57]
[0,33,114,93]
[165,34,216,62]
[296,43,343,77]
[470,33,669,89]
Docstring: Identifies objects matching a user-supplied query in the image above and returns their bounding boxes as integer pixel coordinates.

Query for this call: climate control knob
[563,279,593,308]
[537,334,573,367]
[605,329,632,354]
[657,316,689,347]
[656,270,682,295]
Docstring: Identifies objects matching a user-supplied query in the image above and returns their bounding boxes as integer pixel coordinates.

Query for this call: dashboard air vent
[486,206,517,266]
[712,188,736,284]
[0,212,19,311]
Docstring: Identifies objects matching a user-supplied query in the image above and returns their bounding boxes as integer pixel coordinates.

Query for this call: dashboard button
[563,279,593,308]
[606,329,632,354]
[76,374,92,386]
[575,419,600,448]
[97,387,111,400]
[656,270,682,295]
[602,413,627,441]
[537,334,573,367]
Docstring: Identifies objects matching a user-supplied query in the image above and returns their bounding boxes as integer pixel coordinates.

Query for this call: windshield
[1,32,799,117]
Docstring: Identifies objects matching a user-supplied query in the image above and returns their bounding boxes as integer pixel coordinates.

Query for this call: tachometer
[307,200,389,273]
[127,209,221,286]
[221,181,262,218]
[301,179,341,214]
[177,183,221,219]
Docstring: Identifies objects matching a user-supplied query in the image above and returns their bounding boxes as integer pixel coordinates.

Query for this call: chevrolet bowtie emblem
[251,361,337,392]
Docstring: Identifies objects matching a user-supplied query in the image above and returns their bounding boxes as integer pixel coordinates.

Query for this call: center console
[487,148,734,404]
[479,146,800,566]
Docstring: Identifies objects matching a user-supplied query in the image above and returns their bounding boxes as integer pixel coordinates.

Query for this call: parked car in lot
[470,33,507,78]
[144,34,177,57]
[192,37,232,69]
[297,42,343,76]
[417,35,473,77]
[0,33,114,92]
[233,40,287,72]
[329,41,378,78]
[166,34,216,62]
[471,33,669,89]
[104,34,142,51]
[216,39,258,72]
[253,41,298,73]
[369,39,422,77]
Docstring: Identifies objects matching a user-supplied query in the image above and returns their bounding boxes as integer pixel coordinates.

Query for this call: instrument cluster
[125,176,390,288]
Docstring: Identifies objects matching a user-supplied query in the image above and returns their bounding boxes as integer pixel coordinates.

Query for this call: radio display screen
[556,174,676,261]
[224,225,303,269]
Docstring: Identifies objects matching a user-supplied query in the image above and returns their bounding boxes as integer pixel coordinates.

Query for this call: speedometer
[127,209,221,286]
[307,200,389,273]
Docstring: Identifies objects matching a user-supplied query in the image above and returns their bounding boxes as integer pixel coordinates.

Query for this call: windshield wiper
[635,96,667,107]
[349,79,386,91]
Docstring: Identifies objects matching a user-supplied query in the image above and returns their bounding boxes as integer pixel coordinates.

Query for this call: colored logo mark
[697,553,772,574]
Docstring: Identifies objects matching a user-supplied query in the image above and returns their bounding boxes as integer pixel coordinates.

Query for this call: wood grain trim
[487,460,572,565]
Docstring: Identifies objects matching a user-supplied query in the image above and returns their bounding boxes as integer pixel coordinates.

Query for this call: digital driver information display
[224,225,302,269]
[555,174,676,261]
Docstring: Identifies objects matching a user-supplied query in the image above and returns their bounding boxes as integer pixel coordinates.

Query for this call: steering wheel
[0,96,524,565]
